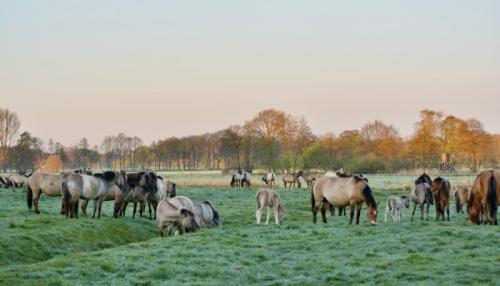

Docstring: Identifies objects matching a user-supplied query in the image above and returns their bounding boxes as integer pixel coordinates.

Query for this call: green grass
[0,181,498,285]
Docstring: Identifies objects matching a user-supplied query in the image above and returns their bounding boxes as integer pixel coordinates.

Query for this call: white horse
[384,196,409,222]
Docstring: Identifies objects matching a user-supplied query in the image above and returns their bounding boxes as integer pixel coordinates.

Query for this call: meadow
[0,175,498,285]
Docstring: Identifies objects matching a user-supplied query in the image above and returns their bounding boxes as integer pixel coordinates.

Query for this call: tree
[9,131,43,173]
[408,110,443,170]
[0,107,21,171]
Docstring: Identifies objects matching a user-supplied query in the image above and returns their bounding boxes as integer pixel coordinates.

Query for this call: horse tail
[455,191,461,213]
[427,188,434,205]
[362,184,376,207]
[204,201,220,225]
[487,171,497,222]
[26,183,33,209]
[170,182,176,198]
[257,193,262,209]
[310,189,316,210]
[62,181,71,216]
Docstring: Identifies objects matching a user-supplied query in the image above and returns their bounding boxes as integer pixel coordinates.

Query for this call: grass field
[0,178,498,285]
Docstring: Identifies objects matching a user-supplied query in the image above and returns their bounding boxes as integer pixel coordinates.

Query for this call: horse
[454,186,470,214]
[256,189,284,225]
[240,170,252,187]
[468,170,500,225]
[303,172,323,188]
[113,172,158,218]
[26,173,68,214]
[432,177,451,221]
[262,172,277,188]
[415,173,434,205]
[0,176,8,188]
[410,182,433,221]
[283,170,304,188]
[311,175,378,225]
[193,201,222,227]
[230,171,243,187]
[80,184,121,217]
[165,180,177,198]
[156,199,201,237]
[145,176,167,220]
[62,171,123,218]
[385,196,409,222]
[7,174,30,192]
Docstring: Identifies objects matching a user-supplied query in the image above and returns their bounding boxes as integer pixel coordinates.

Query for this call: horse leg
[265,207,271,225]
[97,197,104,218]
[349,204,355,225]
[320,202,328,223]
[75,200,79,218]
[34,191,40,214]
[385,206,389,222]
[425,203,430,221]
[92,198,98,218]
[329,204,335,217]
[81,199,88,217]
[256,207,262,224]
[273,207,279,225]
[132,201,137,219]
[355,204,361,225]
[411,203,417,221]
[446,205,450,221]
[147,201,152,220]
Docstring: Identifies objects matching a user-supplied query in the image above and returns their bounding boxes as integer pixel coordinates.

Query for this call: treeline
[1,107,499,174]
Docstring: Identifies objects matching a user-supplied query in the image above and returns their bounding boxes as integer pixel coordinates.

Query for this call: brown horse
[312,175,378,225]
[454,186,470,214]
[468,170,500,225]
[432,177,451,221]
[113,172,157,218]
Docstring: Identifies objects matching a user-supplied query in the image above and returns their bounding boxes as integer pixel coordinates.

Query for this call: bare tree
[0,107,21,171]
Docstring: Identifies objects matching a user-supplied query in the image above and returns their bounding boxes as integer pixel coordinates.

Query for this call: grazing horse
[193,201,222,227]
[256,189,284,225]
[385,196,409,222]
[432,177,451,221]
[26,173,68,214]
[283,170,304,188]
[312,175,378,225]
[411,183,432,221]
[454,186,470,214]
[62,171,122,218]
[262,172,277,188]
[468,170,500,225]
[156,199,201,237]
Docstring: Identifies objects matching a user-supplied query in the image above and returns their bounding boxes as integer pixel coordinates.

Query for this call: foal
[385,196,409,222]
[256,189,284,225]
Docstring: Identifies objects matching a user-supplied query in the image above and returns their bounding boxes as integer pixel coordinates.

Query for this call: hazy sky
[1,1,499,146]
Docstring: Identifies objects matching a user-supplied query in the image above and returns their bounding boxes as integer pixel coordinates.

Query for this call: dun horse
[256,189,284,225]
[468,170,500,225]
[311,175,378,225]
[26,173,68,214]
[62,171,123,218]
[411,180,433,221]
[283,170,304,188]
[262,172,277,188]
[156,198,201,236]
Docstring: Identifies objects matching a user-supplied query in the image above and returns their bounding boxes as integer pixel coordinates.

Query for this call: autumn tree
[408,110,443,170]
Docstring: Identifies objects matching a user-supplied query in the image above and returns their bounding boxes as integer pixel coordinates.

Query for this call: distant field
[160,171,476,190]
[0,181,498,285]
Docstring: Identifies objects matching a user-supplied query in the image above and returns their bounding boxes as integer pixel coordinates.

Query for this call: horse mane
[157,175,163,180]
[352,174,369,183]
[362,184,377,207]
[0,176,6,185]
[415,173,432,186]
[203,201,220,223]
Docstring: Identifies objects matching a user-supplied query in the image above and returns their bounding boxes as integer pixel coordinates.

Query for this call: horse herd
[0,168,498,238]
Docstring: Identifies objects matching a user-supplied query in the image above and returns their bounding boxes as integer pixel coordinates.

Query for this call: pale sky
[1,1,499,146]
